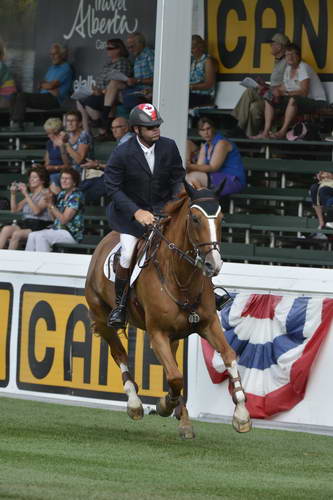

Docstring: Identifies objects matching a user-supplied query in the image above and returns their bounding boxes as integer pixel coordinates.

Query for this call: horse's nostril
[204,262,214,275]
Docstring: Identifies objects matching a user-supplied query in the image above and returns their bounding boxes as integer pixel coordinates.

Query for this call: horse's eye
[192,214,200,224]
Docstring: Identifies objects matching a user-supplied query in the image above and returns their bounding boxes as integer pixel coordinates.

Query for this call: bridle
[186,196,223,271]
[143,196,222,272]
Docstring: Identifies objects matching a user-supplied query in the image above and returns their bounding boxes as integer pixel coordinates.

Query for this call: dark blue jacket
[104,135,185,237]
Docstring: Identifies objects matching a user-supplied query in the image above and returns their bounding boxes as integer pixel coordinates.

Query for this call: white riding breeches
[120,233,138,268]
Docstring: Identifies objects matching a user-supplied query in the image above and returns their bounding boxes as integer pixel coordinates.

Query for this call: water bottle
[12,219,17,226]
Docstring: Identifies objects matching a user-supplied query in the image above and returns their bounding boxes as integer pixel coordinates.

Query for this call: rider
[104,103,185,328]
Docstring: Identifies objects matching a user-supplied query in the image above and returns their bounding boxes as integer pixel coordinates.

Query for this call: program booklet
[240,77,259,89]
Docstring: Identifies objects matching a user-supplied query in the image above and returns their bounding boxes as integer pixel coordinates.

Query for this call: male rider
[104,103,185,328]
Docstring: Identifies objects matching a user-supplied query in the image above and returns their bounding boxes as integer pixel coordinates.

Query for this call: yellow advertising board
[17,285,186,403]
[0,283,12,387]
[206,0,333,79]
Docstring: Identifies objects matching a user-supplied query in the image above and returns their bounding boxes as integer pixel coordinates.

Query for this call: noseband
[186,197,222,270]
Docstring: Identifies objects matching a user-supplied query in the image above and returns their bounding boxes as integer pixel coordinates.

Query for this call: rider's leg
[107,233,138,328]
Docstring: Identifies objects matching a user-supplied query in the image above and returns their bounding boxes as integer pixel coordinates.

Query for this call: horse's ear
[183,179,196,199]
[213,178,227,198]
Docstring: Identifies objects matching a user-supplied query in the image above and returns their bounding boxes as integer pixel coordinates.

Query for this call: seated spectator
[189,35,216,108]
[43,117,71,193]
[120,32,154,111]
[231,33,289,137]
[52,110,92,193]
[25,168,84,252]
[77,38,132,138]
[186,117,246,197]
[252,43,327,139]
[80,116,132,204]
[0,41,16,108]
[0,166,51,250]
[10,43,73,129]
[309,171,333,229]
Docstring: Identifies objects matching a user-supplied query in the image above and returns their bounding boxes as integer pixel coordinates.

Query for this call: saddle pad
[103,242,146,287]
[103,242,121,282]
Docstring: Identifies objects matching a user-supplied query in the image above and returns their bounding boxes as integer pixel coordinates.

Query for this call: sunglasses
[145,125,160,130]
[107,46,118,50]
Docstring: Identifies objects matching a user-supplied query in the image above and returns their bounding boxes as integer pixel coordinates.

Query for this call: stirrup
[107,305,127,328]
[214,287,233,311]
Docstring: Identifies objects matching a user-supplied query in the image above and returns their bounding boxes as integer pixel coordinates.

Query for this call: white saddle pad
[103,242,146,287]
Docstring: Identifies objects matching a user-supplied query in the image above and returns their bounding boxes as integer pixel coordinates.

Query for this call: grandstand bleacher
[0,107,333,267]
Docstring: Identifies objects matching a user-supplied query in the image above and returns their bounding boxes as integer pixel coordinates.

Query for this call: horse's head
[184,180,225,278]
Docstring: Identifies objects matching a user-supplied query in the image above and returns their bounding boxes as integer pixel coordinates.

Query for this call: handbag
[17,218,51,231]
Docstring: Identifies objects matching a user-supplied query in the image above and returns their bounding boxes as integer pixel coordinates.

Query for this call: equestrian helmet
[129,103,163,128]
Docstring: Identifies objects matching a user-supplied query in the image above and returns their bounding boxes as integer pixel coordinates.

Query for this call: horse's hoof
[156,399,173,417]
[232,418,252,433]
[127,405,144,420]
[178,425,195,439]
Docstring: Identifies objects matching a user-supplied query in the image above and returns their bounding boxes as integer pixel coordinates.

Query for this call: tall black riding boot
[107,268,129,328]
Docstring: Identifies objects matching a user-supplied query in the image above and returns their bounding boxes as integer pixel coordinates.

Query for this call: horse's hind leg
[202,315,252,433]
[93,319,144,421]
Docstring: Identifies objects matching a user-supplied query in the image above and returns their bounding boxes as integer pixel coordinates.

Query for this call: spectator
[120,32,154,111]
[43,117,71,193]
[186,117,246,197]
[189,35,216,108]
[0,166,51,250]
[309,171,333,230]
[231,33,290,137]
[0,40,16,108]
[25,168,84,252]
[80,116,132,204]
[252,43,327,139]
[77,38,132,138]
[10,43,73,129]
[53,110,92,193]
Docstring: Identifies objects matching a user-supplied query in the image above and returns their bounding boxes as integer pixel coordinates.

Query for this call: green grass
[0,397,332,500]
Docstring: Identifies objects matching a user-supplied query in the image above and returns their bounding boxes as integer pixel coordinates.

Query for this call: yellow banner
[206,0,333,77]
[17,285,185,402]
[0,283,12,386]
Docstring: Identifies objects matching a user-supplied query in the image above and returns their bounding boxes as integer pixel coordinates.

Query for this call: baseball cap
[268,33,290,46]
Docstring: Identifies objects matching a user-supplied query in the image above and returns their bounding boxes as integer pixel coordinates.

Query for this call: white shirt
[283,61,327,101]
[137,136,155,173]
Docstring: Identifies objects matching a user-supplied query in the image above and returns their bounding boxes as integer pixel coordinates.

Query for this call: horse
[85,181,252,439]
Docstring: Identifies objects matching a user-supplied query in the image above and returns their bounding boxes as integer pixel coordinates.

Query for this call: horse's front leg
[95,322,144,420]
[150,331,195,437]
[150,332,182,417]
[171,341,195,439]
[202,315,252,433]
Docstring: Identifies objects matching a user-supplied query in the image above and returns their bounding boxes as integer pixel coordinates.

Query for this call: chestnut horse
[85,182,252,438]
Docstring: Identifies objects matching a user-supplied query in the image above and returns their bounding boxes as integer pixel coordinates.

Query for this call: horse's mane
[164,191,189,216]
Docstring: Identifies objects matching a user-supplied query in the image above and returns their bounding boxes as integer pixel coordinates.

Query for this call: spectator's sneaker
[325,222,333,229]
[309,232,328,240]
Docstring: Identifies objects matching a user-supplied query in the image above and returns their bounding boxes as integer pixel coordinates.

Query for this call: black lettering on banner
[217,0,246,69]
[0,283,13,388]
[28,301,55,379]
[293,0,328,68]
[98,337,109,386]
[63,304,91,384]
[142,333,168,393]
[253,0,285,66]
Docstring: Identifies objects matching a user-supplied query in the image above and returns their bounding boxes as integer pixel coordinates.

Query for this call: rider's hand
[134,209,155,226]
